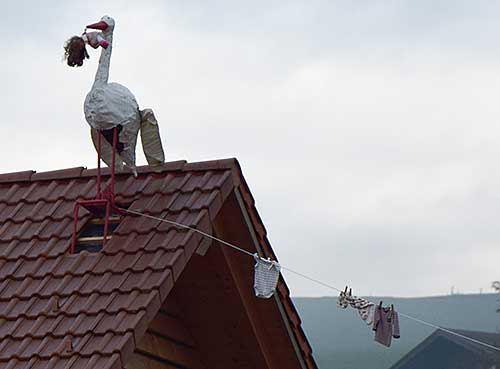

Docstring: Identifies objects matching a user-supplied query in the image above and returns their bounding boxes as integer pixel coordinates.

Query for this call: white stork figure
[72,15,165,176]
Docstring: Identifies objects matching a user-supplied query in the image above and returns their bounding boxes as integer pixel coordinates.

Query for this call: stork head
[64,16,115,67]
[86,15,115,33]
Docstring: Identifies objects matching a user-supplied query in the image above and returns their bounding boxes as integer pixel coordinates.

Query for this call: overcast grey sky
[3,0,500,297]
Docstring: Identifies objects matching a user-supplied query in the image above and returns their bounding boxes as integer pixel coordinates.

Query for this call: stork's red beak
[86,20,109,31]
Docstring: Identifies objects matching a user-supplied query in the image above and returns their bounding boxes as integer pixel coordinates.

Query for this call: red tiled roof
[0,159,317,369]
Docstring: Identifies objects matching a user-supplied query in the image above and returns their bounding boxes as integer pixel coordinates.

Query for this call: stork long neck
[92,31,113,88]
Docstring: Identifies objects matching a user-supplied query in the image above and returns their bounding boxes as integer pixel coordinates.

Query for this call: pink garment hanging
[373,303,400,347]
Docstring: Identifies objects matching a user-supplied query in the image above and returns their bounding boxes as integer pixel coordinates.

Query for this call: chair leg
[102,200,111,247]
[110,127,118,201]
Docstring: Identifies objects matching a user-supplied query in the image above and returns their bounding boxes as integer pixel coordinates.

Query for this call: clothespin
[337,286,349,309]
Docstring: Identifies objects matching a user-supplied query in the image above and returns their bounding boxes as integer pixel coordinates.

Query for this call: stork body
[82,16,164,175]
[85,83,140,131]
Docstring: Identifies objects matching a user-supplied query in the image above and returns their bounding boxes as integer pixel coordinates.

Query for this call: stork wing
[90,128,125,171]
[140,108,165,166]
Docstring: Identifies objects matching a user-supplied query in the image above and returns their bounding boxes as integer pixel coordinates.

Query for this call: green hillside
[293,294,500,369]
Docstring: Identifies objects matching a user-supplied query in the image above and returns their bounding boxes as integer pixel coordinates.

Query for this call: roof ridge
[447,328,500,336]
[0,158,240,183]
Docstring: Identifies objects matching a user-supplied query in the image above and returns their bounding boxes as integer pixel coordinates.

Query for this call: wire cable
[120,207,500,353]
[398,312,500,352]
[280,266,343,293]
[122,208,255,257]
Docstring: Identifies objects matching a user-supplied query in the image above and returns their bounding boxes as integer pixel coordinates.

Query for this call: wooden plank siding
[126,352,179,369]
[165,236,272,369]
[148,312,197,349]
[126,310,205,369]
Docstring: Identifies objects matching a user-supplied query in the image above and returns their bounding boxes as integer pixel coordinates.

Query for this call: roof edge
[390,329,500,369]
[0,158,241,183]
[0,170,35,183]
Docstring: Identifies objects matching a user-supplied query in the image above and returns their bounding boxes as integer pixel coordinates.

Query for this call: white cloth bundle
[337,287,375,325]
[82,31,107,49]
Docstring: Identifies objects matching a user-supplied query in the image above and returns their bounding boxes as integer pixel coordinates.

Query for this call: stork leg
[97,130,102,199]
[111,127,117,200]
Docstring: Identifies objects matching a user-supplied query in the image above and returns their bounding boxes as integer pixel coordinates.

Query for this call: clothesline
[120,208,500,353]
